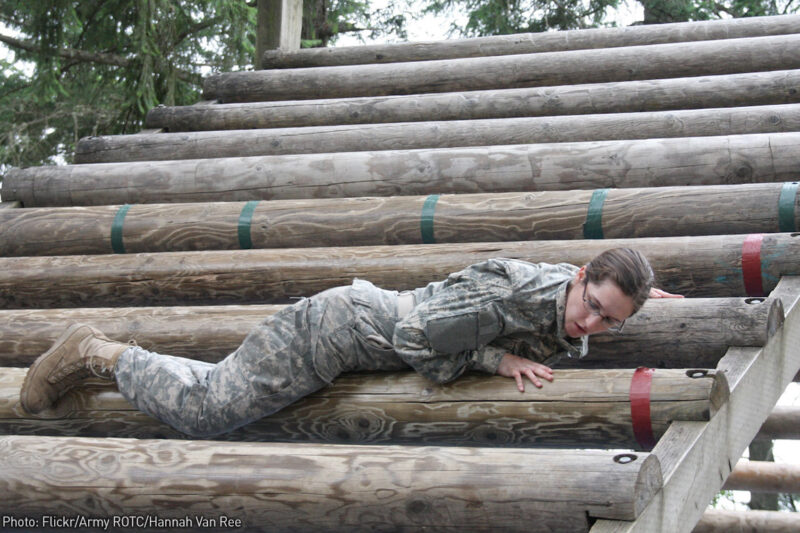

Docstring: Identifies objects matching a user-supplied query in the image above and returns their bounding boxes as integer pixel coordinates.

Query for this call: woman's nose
[586,313,604,331]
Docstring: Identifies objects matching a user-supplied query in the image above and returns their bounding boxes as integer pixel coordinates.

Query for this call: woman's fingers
[513,371,525,392]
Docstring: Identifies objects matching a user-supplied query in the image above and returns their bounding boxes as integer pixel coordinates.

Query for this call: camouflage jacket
[391,258,581,384]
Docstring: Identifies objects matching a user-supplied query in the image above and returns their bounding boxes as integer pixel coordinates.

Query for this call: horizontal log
[2,183,799,255]
[723,460,800,493]
[0,367,727,449]
[262,15,800,68]
[0,234,797,308]
[149,70,800,131]
[153,70,800,132]
[0,297,780,367]
[5,132,797,206]
[205,34,800,102]
[76,104,800,163]
[0,435,662,528]
[755,406,800,440]
[693,510,800,533]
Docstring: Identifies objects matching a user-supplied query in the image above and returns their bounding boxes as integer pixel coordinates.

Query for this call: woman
[20,247,679,437]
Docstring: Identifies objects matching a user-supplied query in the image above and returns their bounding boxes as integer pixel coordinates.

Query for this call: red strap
[742,234,765,297]
[630,367,656,449]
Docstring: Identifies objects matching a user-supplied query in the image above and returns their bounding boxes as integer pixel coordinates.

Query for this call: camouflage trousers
[115,280,408,437]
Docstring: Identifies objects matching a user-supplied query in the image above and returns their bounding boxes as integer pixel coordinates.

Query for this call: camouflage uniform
[115,258,581,437]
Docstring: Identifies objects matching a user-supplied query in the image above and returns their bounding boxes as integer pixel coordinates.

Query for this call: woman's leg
[115,297,331,437]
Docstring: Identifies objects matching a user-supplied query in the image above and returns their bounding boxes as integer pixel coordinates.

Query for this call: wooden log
[0,367,728,449]
[722,460,800,493]
[205,34,800,102]
[0,435,662,528]
[0,234,797,308]
[755,406,800,440]
[76,103,800,163]
[0,297,780,367]
[693,510,800,533]
[590,276,800,533]
[2,183,799,256]
[148,70,800,131]
[261,14,800,68]
[5,132,797,207]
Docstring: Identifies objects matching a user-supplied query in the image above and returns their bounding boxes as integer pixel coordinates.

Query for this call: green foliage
[301,0,408,47]
[424,0,800,37]
[0,0,256,174]
[424,0,622,36]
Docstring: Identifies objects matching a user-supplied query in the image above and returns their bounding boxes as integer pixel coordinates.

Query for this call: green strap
[420,194,440,244]
[778,182,798,233]
[583,189,609,239]
[238,200,260,249]
[111,204,131,254]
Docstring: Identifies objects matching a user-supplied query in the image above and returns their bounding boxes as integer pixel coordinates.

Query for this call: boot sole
[20,323,92,414]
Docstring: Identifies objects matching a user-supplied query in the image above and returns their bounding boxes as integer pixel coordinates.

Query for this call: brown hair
[585,248,654,314]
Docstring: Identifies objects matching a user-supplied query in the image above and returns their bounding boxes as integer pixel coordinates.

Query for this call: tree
[0,0,255,174]
[423,0,800,36]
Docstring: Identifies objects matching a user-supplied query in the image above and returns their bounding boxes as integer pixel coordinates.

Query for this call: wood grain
[1,183,797,255]
[148,70,800,131]
[0,368,725,449]
[0,435,661,528]
[260,14,800,68]
[0,297,779,367]
[5,132,797,206]
[75,104,800,163]
[0,234,796,308]
[204,34,800,102]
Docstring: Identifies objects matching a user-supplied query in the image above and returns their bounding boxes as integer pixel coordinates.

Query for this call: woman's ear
[575,265,587,283]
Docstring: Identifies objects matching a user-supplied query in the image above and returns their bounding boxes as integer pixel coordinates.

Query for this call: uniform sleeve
[391,260,512,383]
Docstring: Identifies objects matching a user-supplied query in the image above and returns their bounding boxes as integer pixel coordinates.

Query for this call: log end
[706,369,731,417]
[766,296,785,340]
[634,453,664,519]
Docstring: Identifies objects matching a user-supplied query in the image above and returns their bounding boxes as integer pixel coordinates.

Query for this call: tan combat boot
[20,323,131,414]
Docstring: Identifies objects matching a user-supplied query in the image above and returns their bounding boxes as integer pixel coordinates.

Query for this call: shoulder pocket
[424,309,501,354]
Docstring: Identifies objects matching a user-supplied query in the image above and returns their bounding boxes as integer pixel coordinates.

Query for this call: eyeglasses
[582,283,625,333]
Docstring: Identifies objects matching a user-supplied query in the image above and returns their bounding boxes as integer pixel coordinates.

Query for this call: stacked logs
[2,14,800,533]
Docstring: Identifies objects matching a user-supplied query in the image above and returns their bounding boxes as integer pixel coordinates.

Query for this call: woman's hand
[649,287,684,299]
[497,353,554,392]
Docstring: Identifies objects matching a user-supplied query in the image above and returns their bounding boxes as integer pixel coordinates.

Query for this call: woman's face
[564,267,636,338]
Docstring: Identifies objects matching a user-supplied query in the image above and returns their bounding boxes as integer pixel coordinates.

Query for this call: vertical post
[256,0,303,69]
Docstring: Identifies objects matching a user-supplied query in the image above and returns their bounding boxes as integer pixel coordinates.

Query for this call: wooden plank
[0,234,796,308]
[0,297,778,368]
[0,437,662,529]
[147,70,800,131]
[5,132,796,206]
[260,14,800,68]
[590,276,800,533]
[255,0,302,70]
[206,34,800,102]
[76,103,800,163]
[1,183,798,255]
[0,368,727,449]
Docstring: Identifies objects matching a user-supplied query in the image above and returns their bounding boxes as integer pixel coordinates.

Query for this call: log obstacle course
[2,14,800,533]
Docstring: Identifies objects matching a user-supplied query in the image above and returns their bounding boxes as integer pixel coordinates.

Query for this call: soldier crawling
[20,247,679,438]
